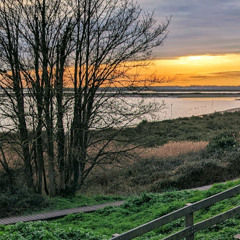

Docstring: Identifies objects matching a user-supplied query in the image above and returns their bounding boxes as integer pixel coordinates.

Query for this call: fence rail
[111,184,240,240]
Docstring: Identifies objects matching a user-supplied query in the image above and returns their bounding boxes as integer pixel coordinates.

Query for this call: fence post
[185,203,194,240]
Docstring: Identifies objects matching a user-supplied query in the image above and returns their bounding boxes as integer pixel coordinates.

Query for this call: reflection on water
[156,97,240,121]
[114,96,240,126]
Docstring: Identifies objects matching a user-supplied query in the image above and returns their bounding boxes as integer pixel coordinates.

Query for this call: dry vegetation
[83,141,214,195]
[137,141,208,159]
[84,134,240,195]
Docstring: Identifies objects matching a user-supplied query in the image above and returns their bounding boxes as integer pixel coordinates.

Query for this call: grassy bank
[1,181,240,239]
[120,111,240,147]
[84,111,240,194]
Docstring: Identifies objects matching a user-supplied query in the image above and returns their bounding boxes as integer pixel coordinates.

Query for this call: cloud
[138,0,240,57]
[189,71,240,80]
[210,71,240,79]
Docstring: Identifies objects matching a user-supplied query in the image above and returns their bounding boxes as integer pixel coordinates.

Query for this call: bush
[0,171,13,192]
[207,132,238,153]
[0,188,49,218]
[136,119,149,133]
[0,167,30,194]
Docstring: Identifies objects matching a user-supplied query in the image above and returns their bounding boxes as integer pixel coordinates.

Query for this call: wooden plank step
[0,201,124,225]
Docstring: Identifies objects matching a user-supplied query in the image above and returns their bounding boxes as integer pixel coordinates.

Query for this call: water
[0,95,239,130]
[148,97,240,122]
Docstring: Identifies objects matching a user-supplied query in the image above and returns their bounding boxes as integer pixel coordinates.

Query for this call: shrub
[0,188,49,218]
[0,171,13,193]
[207,132,238,153]
[136,119,149,133]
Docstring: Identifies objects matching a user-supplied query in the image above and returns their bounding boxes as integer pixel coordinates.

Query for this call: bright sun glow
[185,56,203,60]
[177,55,221,66]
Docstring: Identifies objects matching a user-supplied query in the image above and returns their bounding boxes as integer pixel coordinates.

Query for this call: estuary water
[0,95,239,130]
[143,97,240,122]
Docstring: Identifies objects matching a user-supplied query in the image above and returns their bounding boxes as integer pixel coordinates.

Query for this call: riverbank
[220,107,240,113]
[84,111,240,195]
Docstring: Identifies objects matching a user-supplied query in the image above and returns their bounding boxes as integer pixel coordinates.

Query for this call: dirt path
[191,184,213,191]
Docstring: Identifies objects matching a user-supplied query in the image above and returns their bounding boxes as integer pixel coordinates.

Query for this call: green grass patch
[0,221,102,240]
[2,180,240,239]
[49,180,240,239]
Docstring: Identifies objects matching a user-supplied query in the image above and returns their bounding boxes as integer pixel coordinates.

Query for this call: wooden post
[186,203,194,240]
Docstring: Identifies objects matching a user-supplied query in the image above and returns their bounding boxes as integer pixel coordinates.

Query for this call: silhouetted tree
[0,0,170,195]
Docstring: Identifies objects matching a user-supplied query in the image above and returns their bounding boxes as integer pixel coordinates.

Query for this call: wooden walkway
[0,201,124,225]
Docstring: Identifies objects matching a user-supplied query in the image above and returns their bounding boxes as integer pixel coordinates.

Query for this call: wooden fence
[111,184,240,240]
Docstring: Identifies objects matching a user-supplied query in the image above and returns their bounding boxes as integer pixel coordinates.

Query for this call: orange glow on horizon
[138,54,240,86]
[1,54,239,88]
[62,54,240,88]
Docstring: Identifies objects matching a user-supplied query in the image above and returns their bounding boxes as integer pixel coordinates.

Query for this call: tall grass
[137,141,208,159]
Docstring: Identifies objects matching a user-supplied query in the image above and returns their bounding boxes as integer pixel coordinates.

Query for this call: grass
[136,140,208,159]
[119,111,240,147]
[1,180,240,239]
[45,195,124,211]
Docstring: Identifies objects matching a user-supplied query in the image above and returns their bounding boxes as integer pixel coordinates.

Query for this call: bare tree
[0,0,170,195]
[0,0,75,195]
[0,0,34,190]
[64,0,170,192]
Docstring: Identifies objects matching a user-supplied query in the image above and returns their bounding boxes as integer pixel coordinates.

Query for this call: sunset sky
[137,0,240,86]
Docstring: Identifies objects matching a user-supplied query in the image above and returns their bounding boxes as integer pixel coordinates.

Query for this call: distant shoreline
[216,107,240,113]
[1,87,240,98]
[104,92,240,98]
